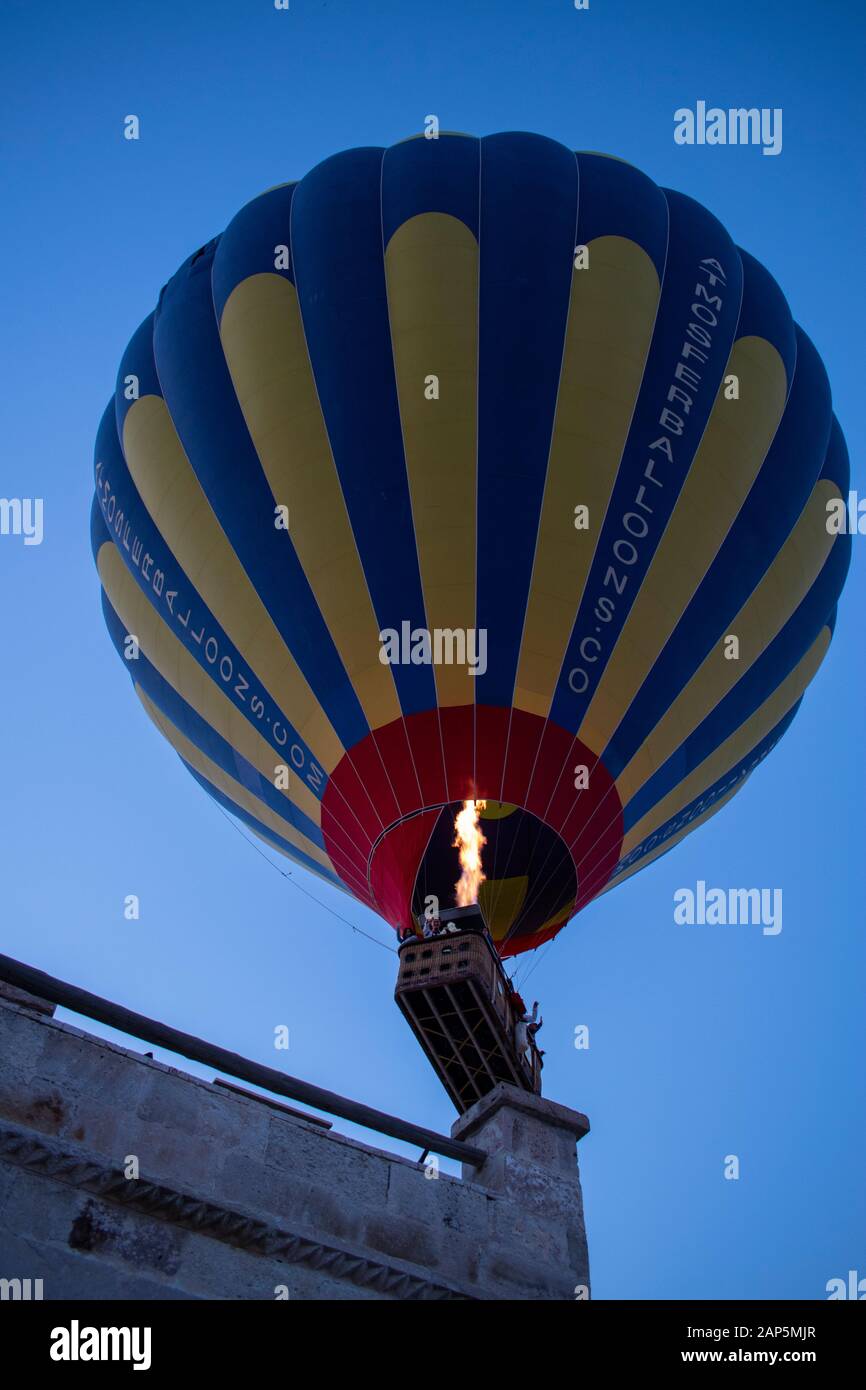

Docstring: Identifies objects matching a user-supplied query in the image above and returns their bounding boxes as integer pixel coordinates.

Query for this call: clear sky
[1,0,864,1299]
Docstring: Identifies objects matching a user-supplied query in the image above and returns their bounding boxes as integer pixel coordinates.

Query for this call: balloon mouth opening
[409,801,577,947]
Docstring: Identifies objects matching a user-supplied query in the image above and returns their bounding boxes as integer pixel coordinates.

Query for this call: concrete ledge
[0,997,591,1299]
[453,1083,590,1146]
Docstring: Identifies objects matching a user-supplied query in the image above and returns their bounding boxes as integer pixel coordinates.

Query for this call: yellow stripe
[618,625,830,858]
[385,213,478,707]
[98,542,324,830]
[478,875,529,942]
[616,482,840,805]
[135,684,335,875]
[514,237,661,717]
[479,800,518,821]
[579,336,787,755]
[122,394,343,773]
[218,273,401,732]
[597,780,744,896]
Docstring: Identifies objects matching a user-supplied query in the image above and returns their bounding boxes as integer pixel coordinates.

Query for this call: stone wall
[0,989,590,1300]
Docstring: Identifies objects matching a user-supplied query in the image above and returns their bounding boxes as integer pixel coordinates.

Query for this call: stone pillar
[451,1083,591,1300]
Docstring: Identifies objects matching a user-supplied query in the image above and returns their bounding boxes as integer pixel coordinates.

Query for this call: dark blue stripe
[604,325,832,780]
[624,528,849,831]
[735,247,797,377]
[610,707,799,881]
[550,188,744,734]
[574,152,668,278]
[382,133,480,243]
[474,132,579,708]
[290,145,435,717]
[115,314,162,436]
[212,182,298,319]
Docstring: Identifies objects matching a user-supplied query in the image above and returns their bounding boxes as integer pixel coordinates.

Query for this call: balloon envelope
[92,133,850,957]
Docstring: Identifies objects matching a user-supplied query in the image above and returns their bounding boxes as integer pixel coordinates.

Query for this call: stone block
[264,1116,390,1211]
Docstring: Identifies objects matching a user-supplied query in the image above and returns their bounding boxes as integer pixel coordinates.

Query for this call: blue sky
[1,0,864,1299]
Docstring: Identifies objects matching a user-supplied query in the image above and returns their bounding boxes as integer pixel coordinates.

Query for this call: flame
[453,800,487,906]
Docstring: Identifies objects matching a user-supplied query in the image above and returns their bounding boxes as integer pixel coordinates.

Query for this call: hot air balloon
[92,131,850,971]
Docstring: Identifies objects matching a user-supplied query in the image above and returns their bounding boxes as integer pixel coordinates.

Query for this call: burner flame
[453,799,487,907]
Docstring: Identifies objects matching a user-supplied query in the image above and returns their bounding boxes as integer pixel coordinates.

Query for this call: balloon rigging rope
[513,935,557,990]
[212,801,551,974]
[212,803,398,955]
